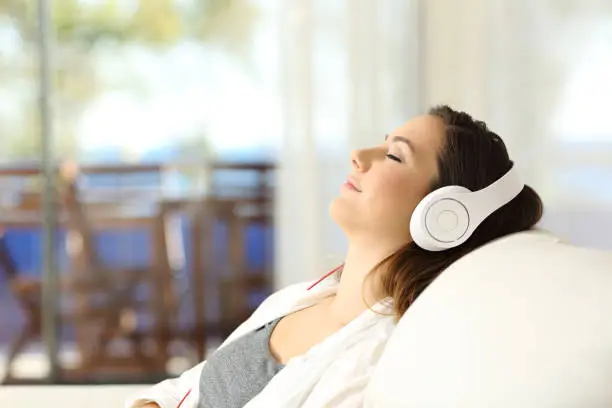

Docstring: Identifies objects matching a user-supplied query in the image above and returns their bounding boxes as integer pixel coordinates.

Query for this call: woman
[127,105,543,408]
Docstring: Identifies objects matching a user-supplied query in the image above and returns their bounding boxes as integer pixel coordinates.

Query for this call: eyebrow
[385,134,415,153]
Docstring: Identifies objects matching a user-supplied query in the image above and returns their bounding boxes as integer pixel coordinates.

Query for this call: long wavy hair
[340,105,544,318]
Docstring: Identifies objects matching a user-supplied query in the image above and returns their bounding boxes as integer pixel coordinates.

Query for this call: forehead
[390,114,446,155]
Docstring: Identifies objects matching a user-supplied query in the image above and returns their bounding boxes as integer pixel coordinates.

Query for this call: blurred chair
[57,164,177,380]
[0,162,180,383]
[0,160,276,380]
[0,167,46,382]
[191,162,275,342]
[219,197,273,337]
[0,226,42,382]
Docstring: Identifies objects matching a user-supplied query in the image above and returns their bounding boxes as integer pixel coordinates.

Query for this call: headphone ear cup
[410,186,472,251]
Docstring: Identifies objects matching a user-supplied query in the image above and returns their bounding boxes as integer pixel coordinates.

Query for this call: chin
[329,196,355,232]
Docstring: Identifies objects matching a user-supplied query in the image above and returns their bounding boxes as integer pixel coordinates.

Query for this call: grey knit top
[197,317,285,408]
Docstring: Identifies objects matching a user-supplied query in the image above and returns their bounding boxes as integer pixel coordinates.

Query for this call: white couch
[3,230,612,407]
[0,385,146,407]
[366,229,612,407]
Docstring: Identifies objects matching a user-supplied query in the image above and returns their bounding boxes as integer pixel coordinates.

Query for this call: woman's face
[330,114,446,244]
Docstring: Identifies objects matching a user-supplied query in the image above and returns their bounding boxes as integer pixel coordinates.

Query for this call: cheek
[367,173,422,222]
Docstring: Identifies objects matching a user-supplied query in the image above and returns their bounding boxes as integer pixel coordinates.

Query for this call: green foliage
[4,110,78,161]
[0,0,258,159]
[0,0,258,47]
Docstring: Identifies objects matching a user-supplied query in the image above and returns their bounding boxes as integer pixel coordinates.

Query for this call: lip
[344,176,362,192]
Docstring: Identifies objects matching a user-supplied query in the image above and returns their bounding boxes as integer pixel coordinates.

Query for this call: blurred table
[0,160,276,380]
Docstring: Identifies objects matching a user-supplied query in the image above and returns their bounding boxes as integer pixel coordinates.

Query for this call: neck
[326,235,404,324]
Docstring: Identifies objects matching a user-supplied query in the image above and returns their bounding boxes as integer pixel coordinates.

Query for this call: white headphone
[409,164,524,251]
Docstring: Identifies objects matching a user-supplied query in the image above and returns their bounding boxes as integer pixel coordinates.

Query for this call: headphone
[409,163,524,251]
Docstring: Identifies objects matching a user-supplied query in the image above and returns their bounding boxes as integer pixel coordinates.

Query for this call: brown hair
[365,105,544,318]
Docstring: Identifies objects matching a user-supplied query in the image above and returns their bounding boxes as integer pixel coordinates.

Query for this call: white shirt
[125,275,396,408]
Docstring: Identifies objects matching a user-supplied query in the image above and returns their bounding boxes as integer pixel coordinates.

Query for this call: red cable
[176,389,192,408]
[306,264,343,291]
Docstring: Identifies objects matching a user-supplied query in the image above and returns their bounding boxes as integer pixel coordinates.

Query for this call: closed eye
[386,153,402,163]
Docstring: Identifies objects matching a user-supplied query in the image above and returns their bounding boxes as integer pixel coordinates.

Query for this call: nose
[350,149,372,172]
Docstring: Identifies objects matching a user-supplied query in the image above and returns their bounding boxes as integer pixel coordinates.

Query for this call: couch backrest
[365,230,612,407]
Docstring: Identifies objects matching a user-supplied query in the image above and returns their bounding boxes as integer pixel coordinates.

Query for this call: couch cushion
[0,385,148,408]
[365,230,612,407]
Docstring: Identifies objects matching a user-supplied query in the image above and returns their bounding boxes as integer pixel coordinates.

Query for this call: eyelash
[386,153,402,163]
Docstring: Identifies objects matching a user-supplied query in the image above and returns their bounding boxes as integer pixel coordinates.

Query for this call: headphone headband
[458,163,523,227]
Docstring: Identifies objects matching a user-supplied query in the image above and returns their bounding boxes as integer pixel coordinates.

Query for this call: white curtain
[275,0,612,288]
[419,0,612,250]
[274,0,421,288]
[486,0,612,249]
